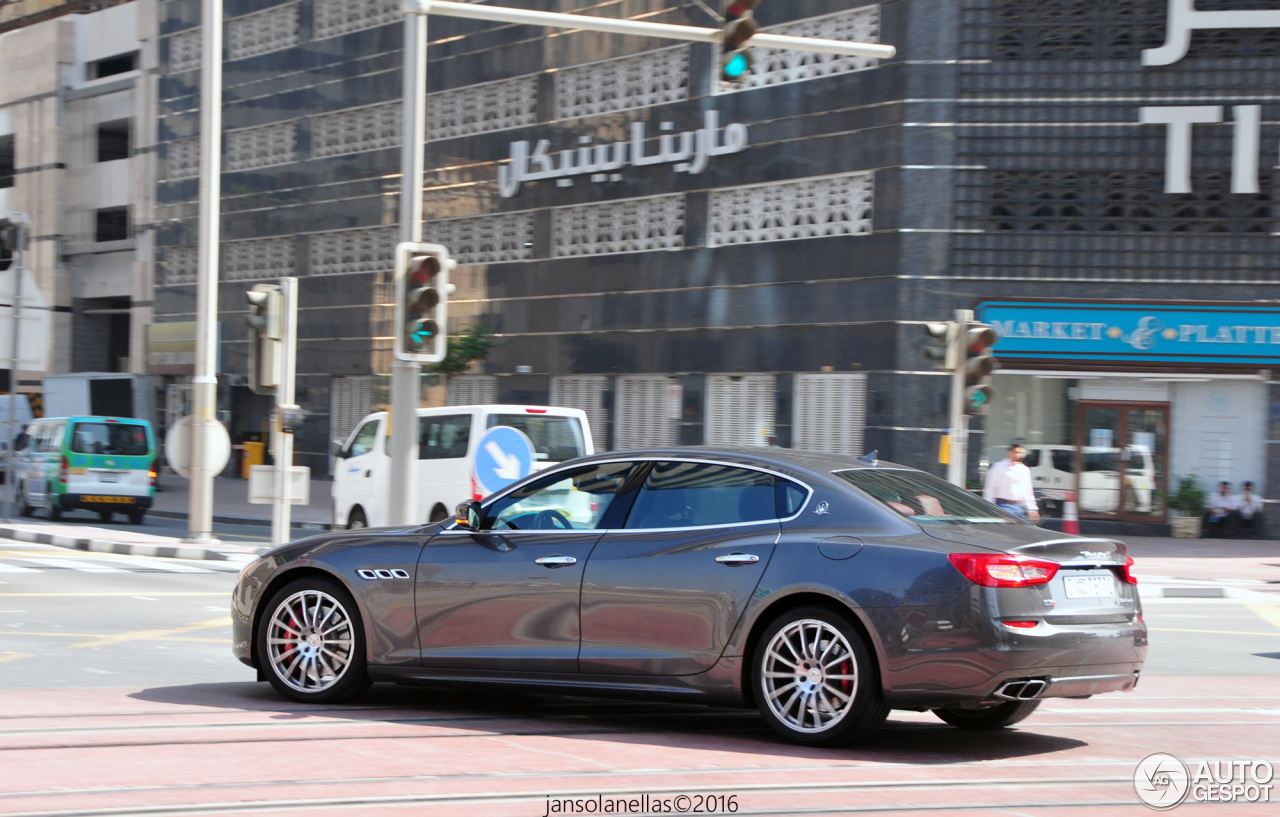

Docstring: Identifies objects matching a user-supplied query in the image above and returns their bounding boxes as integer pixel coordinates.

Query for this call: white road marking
[0,564,39,573]
[11,558,126,573]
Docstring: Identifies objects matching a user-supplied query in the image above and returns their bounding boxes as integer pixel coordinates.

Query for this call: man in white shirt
[983,443,1040,523]
[1235,481,1264,538]
[1203,481,1238,538]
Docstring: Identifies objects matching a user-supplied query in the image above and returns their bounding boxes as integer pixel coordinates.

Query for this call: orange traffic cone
[1062,490,1080,535]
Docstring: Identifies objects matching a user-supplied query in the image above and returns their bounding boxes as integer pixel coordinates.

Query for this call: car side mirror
[331,438,348,458]
[13,432,27,452]
[455,500,482,530]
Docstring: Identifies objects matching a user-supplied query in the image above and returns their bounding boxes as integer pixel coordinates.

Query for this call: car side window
[419,414,471,460]
[776,478,808,518]
[1051,449,1074,473]
[1023,448,1041,468]
[347,420,379,458]
[624,462,776,530]
[485,462,635,531]
[35,423,52,453]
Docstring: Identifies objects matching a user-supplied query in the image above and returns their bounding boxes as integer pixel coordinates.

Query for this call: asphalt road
[1,539,1279,816]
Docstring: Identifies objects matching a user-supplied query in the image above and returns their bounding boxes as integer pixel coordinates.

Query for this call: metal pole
[271,277,297,547]
[946,309,973,487]
[388,8,427,526]
[414,0,897,59]
[5,216,27,521]
[186,0,223,543]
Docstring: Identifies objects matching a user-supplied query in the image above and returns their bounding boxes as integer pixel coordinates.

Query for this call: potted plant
[1169,475,1206,539]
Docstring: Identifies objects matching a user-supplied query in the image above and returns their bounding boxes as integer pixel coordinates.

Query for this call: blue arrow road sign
[473,425,535,495]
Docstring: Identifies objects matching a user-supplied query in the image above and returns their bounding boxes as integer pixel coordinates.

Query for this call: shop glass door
[1075,402,1168,522]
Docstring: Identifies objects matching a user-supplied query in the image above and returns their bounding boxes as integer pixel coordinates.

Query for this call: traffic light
[922,321,961,370]
[245,283,282,394]
[962,322,999,415]
[721,0,760,84]
[394,242,455,363]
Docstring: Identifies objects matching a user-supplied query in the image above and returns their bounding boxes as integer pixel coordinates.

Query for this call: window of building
[95,207,130,242]
[0,134,14,188]
[90,52,137,80]
[97,120,131,162]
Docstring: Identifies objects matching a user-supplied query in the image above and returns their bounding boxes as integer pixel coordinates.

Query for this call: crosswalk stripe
[9,558,128,573]
[0,563,41,573]
[83,556,215,573]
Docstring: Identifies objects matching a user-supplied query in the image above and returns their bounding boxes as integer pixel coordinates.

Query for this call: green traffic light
[724,52,750,79]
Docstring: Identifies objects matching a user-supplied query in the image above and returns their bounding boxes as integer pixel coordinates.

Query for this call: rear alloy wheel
[258,578,370,704]
[752,606,888,746]
[933,700,1041,730]
[346,508,368,530]
[48,492,62,522]
[98,511,113,523]
[128,509,145,526]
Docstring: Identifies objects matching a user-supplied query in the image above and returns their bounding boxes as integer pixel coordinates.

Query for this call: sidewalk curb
[0,524,240,562]
[148,509,332,531]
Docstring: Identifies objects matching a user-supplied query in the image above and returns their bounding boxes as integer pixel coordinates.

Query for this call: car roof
[571,447,913,481]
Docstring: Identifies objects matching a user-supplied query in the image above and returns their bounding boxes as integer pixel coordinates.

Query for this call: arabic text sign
[499,110,747,198]
[975,301,1280,366]
[473,425,535,495]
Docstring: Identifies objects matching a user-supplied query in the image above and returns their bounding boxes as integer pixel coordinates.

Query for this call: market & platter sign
[975,301,1280,366]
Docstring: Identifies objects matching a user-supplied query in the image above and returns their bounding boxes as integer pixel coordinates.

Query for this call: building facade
[148,0,1280,532]
[1,0,160,392]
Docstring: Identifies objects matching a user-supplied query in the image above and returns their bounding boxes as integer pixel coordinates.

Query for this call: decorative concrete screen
[223,236,295,281]
[167,29,202,74]
[166,138,199,180]
[310,225,398,276]
[708,172,873,247]
[228,3,300,60]
[311,102,401,158]
[429,76,538,141]
[552,194,684,257]
[555,46,690,120]
[162,245,198,285]
[225,121,297,171]
[313,0,400,40]
[747,6,882,88]
[425,212,534,266]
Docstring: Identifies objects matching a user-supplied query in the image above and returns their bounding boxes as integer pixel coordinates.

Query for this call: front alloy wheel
[258,579,370,703]
[753,606,888,746]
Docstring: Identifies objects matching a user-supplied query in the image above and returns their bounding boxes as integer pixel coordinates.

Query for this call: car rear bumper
[58,493,153,511]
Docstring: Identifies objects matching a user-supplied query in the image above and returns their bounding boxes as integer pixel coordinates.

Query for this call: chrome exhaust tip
[994,678,1048,700]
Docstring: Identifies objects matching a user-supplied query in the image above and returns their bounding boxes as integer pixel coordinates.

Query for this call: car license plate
[98,472,119,483]
[1063,574,1115,599]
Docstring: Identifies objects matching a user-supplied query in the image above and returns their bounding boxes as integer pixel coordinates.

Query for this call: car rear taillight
[149,461,158,489]
[471,474,483,501]
[1118,556,1138,585]
[524,408,547,414]
[948,553,1060,588]
[1002,620,1039,629]
[59,456,69,484]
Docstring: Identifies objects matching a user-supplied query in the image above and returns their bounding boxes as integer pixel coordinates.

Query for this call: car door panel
[414,460,637,673]
[579,523,778,676]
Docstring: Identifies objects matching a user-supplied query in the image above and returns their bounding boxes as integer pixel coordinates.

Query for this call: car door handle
[534,555,577,568]
[716,553,760,566]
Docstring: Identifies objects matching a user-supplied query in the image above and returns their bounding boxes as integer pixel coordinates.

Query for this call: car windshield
[70,422,149,456]
[836,469,1021,525]
[487,414,585,461]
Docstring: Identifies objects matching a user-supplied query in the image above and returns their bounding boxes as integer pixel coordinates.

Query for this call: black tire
[346,508,368,530]
[428,504,449,524]
[129,509,145,525]
[257,577,371,704]
[751,605,889,747]
[933,700,1041,730]
[48,495,62,522]
[98,510,114,523]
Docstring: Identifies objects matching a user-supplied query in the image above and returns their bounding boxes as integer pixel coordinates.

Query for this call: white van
[984,443,1156,515]
[331,405,594,529]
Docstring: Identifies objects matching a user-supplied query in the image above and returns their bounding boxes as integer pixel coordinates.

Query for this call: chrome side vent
[357,568,411,580]
[994,678,1048,700]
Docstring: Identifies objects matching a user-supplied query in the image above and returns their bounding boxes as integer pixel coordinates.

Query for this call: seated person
[1235,481,1264,539]
[1203,481,1239,538]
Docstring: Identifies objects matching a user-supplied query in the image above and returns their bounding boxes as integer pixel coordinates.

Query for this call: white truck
[331,404,594,529]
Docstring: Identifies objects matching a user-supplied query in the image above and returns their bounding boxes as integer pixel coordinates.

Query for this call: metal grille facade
[550,375,609,449]
[792,374,867,456]
[614,375,676,451]
[705,376,776,448]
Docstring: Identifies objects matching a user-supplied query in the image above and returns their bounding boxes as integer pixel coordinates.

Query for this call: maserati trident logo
[813,501,830,516]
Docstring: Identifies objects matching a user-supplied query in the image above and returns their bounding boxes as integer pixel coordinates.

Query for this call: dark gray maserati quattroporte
[232,449,1147,746]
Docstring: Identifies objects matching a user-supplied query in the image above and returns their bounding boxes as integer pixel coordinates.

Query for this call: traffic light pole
[270,277,298,547]
[185,0,223,544]
[3,214,28,522]
[388,7,428,527]
[945,309,974,488]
